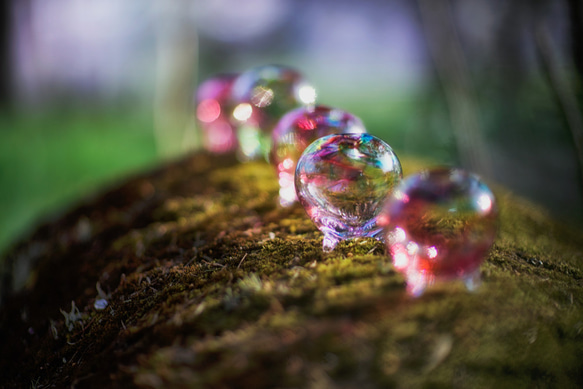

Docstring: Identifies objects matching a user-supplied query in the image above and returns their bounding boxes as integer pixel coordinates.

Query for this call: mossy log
[1,152,582,388]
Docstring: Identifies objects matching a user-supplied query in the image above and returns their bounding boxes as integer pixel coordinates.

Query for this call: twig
[201,256,225,268]
[237,253,248,269]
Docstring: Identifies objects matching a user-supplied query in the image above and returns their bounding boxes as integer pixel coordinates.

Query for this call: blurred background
[0,0,581,255]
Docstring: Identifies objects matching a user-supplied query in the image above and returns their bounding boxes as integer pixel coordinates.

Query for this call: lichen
[0,152,582,388]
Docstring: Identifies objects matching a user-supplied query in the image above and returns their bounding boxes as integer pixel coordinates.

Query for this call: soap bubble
[271,105,366,207]
[230,65,316,160]
[381,168,497,296]
[296,133,402,252]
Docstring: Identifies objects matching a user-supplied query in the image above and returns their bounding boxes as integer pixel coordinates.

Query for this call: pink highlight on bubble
[297,118,317,130]
[204,120,237,153]
[197,99,221,123]
[390,243,409,270]
[282,157,294,170]
[195,74,239,154]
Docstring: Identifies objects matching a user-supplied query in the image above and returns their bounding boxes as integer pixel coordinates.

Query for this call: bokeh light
[195,73,239,153]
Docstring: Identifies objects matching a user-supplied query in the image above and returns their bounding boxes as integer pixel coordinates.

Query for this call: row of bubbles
[195,65,316,160]
[195,65,497,297]
[297,149,497,296]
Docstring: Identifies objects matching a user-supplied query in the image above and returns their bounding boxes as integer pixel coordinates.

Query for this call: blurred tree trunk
[535,20,583,189]
[417,0,493,179]
[153,1,199,159]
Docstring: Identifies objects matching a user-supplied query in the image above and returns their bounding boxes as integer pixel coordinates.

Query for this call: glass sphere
[381,168,498,296]
[296,133,402,252]
[230,65,316,160]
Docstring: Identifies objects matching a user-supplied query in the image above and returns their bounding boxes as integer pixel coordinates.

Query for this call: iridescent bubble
[195,73,239,153]
[296,133,402,252]
[230,65,317,160]
[271,105,367,207]
[380,168,497,297]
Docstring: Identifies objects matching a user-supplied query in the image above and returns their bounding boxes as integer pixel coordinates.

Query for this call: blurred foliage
[0,108,159,255]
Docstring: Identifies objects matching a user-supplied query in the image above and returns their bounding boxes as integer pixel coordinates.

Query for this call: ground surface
[0,152,582,388]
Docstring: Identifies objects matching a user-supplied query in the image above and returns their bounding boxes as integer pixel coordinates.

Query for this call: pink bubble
[381,168,498,296]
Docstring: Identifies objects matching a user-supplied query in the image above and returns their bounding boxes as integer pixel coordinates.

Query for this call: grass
[0,108,160,255]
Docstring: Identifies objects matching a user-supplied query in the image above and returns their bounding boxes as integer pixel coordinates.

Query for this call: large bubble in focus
[195,74,239,153]
[380,168,497,297]
[296,134,402,252]
[230,65,316,160]
[271,105,366,207]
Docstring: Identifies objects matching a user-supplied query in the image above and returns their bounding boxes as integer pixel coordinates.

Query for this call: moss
[0,152,582,388]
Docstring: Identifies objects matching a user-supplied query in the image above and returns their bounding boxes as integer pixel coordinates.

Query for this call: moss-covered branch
[1,153,582,388]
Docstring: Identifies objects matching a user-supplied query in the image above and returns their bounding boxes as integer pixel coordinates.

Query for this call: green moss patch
[1,152,582,388]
